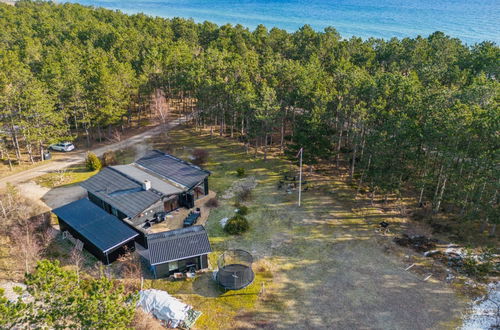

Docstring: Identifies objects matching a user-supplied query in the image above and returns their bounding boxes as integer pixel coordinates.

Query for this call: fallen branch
[404,263,415,271]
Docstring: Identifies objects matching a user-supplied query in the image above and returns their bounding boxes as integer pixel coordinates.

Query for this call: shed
[138,226,212,278]
[52,198,139,265]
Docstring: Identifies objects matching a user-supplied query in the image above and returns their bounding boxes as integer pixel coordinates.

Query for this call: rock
[220,217,229,227]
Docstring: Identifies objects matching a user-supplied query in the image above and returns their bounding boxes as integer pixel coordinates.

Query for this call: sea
[65,0,499,45]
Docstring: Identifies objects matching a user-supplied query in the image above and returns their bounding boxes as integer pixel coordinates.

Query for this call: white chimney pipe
[142,180,151,191]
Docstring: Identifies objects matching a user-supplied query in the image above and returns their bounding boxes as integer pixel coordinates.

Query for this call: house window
[168,261,179,272]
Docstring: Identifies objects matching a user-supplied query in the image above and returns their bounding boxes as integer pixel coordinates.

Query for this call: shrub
[224,215,249,235]
[192,149,209,166]
[85,152,102,171]
[205,197,219,208]
[236,186,252,202]
[236,205,249,216]
[462,248,495,278]
[101,150,117,167]
[236,167,246,177]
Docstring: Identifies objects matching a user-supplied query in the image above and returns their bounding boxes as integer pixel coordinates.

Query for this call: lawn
[142,127,466,329]
[33,147,137,189]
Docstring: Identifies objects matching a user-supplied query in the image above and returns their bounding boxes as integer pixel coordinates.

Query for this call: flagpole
[298,148,303,207]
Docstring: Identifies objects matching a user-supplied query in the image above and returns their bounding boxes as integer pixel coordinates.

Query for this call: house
[52,150,213,273]
[136,226,212,278]
[52,198,139,265]
[80,150,210,231]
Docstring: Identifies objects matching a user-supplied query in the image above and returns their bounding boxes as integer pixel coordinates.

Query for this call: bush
[205,197,219,208]
[236,205,249,216]
[236,167,246,177]
[191,149,209,166]
[224,215,249,235]
[236,186,252,201]
[85,152,102,171]
[101,150,117,167]
[462,248,495,278]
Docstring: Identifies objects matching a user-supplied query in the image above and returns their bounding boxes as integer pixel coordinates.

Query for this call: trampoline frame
[215,249,255,290]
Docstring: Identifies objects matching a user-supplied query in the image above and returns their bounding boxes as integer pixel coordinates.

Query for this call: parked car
[49,142,75,152]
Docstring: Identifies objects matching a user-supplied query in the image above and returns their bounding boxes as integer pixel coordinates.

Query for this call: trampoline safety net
[215,249,255,290]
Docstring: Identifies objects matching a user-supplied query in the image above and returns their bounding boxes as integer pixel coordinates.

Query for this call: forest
[0,1,498,235]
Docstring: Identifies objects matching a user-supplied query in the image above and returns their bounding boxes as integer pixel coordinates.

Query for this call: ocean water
[65,0,499,44]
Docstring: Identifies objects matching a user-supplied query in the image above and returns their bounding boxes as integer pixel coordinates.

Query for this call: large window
[168,261,179,272]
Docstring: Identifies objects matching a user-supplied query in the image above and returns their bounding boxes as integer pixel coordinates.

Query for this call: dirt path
[0,116,189,189]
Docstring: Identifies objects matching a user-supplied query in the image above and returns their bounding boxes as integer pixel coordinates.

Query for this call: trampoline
[215,249,254,290]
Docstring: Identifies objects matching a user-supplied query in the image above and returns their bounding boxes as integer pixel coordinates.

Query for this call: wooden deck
[148,191,216,233]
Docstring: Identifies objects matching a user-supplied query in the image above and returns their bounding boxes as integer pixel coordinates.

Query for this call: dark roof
[52,199,139,253]
[146,226,211,265]
[80,167,162,218]
[135,150,210,189]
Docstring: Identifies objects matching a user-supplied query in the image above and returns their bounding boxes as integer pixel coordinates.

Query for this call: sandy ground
[149,191,216,233]
[17,181,86,211]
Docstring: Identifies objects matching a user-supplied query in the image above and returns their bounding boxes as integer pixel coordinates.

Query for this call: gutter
[102,233,139,253]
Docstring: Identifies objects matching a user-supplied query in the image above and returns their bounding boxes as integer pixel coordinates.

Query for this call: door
[163,197,179,212]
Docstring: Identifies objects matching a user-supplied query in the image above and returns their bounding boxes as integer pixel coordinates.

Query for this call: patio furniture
[183,211,200,227]
[173,272,184,279]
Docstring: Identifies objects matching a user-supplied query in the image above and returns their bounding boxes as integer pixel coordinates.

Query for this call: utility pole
[297,147,303,207]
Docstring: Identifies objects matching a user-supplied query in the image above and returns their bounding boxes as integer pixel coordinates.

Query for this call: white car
[49,142,75,152]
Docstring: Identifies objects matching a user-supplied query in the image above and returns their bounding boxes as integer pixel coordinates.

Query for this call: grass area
[145,271,274,329]
[34,164,98,188]
[33,148,136,189]
[144,127,466,329]
[17,125,471,328]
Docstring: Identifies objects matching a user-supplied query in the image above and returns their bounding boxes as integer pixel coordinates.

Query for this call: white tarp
[137,289,190,328]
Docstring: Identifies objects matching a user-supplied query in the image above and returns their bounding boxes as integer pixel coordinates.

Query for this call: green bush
[236,205,249,216]
[85,152,102,171]
[224,215,249,235]
[236,167,245,177]
[101,150,117,167]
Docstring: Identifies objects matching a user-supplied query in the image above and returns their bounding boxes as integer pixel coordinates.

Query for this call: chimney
[142,180,151,191]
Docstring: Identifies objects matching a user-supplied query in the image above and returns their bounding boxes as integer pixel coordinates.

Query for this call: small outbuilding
[137,225,212,278]
[53,198,139,265]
